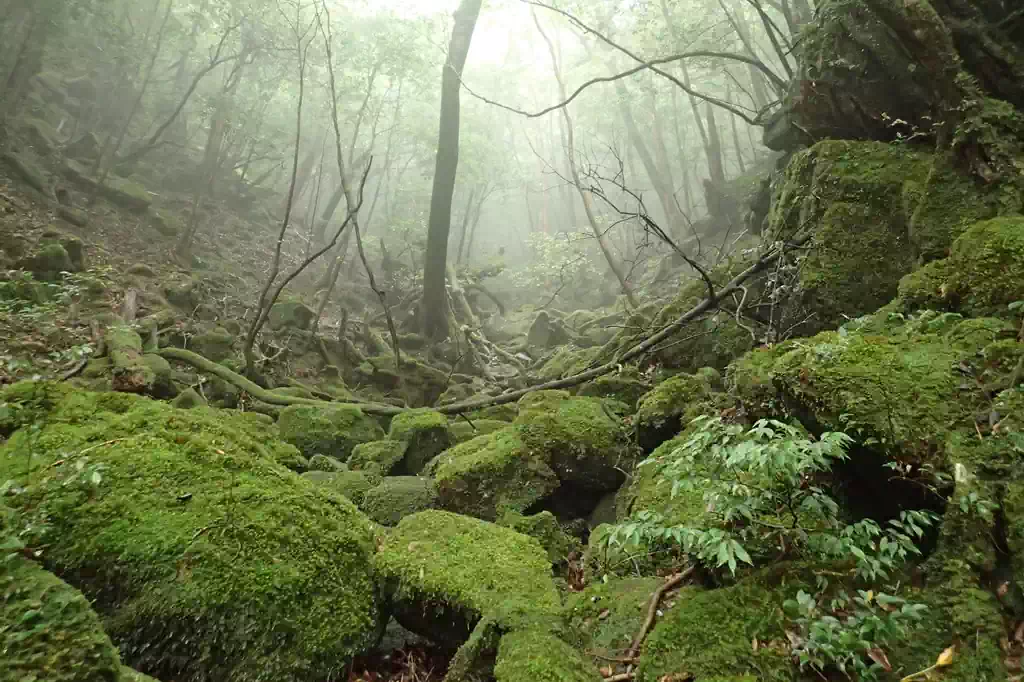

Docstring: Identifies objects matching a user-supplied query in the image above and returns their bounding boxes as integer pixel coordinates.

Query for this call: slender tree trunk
[421,0,484,340]
[454,187,478,266]
[726,84,748,174]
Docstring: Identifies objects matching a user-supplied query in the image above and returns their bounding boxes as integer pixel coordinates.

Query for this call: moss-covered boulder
[308,453,346,471]
[899,216,1024,317]
[301,469,381,505]
[267,299,315,331]
[0,385,384,681]
[387,409,454,474]
[431,428,560,521]
[564,576,662,669]
[374,510,560,646]
[497,510,578,566]
[635,569,811,682]
[578,373,650,409]
[494,628,603,682]
[171,387,206,409]
[277,403,385,460]
[17,242,74,282]
[536,346,601,382]
[348,439,408,474]
[634,373,723,453]
[515,392,632,492]
[361,476,438,526]
[106,327,157,394]
[191,327,235,362]
[353,355,449,407]
[2,556,124,682]
[450,418,510,444]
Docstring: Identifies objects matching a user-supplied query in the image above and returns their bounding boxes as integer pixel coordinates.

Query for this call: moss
[277,403,385,460]
[563,577,662,665]
[18,242,74,281]
[577,373,650,408]
[301,469,381,505]
[635,571,809,682]
[467,403,519,422]
[0,387,383,681]
[353,355,449,407]
[387,409,454,474]
[493,628,603,682]
[900,217,1024,317]
[497,510,579,565]
[634,373,721,453]
[374,510,560,645]
[348,439,408,474]
[433,428,560,521]
[308,454,346,471]
[515,393,632,492]
[2,556,124,682]
[450,418,510,444]
[106,327,156,394]
[536,346,601,381]
[361,476,438,526]
[267,299,314,331]
[170,387,207,410]
[191,327,234,362]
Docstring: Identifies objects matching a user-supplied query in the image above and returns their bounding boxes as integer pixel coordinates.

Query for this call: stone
[361,476,438,526]
[387,409,454,474]
[277,403,385,460]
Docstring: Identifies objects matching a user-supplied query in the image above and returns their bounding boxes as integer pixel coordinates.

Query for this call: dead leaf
[867,647,892,672]
[936,646,955,667]
[1007,657,1022,672]
[752,638,759,652]
[598,608,610,620]
[999,582,1010,597]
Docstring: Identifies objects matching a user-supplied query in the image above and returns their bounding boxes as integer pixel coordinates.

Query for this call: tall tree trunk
[420,0,484,340]
[454,187,478,266]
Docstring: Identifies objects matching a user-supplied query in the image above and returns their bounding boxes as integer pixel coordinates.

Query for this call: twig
[626,566,695,662]
[603,674,634,682]
[60,358,89,381]
[45,439,126,469]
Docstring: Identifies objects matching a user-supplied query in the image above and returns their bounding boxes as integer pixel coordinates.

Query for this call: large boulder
[431,428,560,521]
[634,372,724,453]
[267,299,315,331]
[361,476,438,526]
[387,409,454,474]
[277,403,385,460]
[0,384,384,681]
[348,439,408,475]
[374,510,560,646]
[514,391,633,492]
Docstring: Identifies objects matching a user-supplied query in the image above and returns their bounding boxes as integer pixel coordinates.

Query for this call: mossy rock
[514,392,632,492]
[450,418,510,444]
[191,327,235,362]
[634,373,722,453]
[2,555,125,682]
[171,387,207,409]
[431,428,560,522]
[2,151,49,195]
[348,439,408,475]
[141,353,177,399]
[493,628,603,682]
[387,409,454,474]
[0,386,384,681]
[577,373,650,409]
[497,510,579,566]
[353,355,450,407]
[635,569,811,682]
[308,454,346,472]
[899,216,1024,317]
[374,510,560,646]
[63,160,151,212]
[277,403,385,460]
[563,576,662,668]
[267,299,315,331]
[17,242,74,282]
[301,469,381,505]
[537,346,601,381]
[361,476,438,526]
[39,229,85,272]
[106,327,156,394]
[162,275,199,309]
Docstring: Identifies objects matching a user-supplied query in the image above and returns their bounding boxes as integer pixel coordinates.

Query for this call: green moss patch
[374,510,560,645]
[361,476,438,526]
[564,576,662,665]
[433,428,560,521]
[450,418,509,444]
[277,403,385,460]
[0,385,383,681]
[634,373,723,453]
[497,510,579,566]
[348,439,408,474]
[387,409,454,474]
[2,556,124,682]
[494,629,603,682]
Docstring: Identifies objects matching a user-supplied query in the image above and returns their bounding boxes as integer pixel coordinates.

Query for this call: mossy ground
[563,576,662,664]
[0,384,383,681]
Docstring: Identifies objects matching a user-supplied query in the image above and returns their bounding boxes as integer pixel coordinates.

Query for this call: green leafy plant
[785,588,927,680]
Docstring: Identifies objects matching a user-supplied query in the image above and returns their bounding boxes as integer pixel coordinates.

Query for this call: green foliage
[510,231,604,306]
[784,588,926,680]
[605,417,936,578]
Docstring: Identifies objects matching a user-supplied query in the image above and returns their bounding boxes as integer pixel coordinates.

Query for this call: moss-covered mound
[348,439,408,474]
[634,372,724,453]
[2,555,124,682]
[431,428,560,521]
[497,510,579,566]
[361,476,438,526]
[353,355,449,407]
[493,628,604,682]
[899,216,1024,317]
[563,576,662,666]
[514,391,632,492]
[301,469,382,505]
[577,372,650,408]
[277,403,385,460]
[387,409,454,474]
[374,510,560,646]
[0,384,384,681]
[450,418,510,444]
[635,571,809,682]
